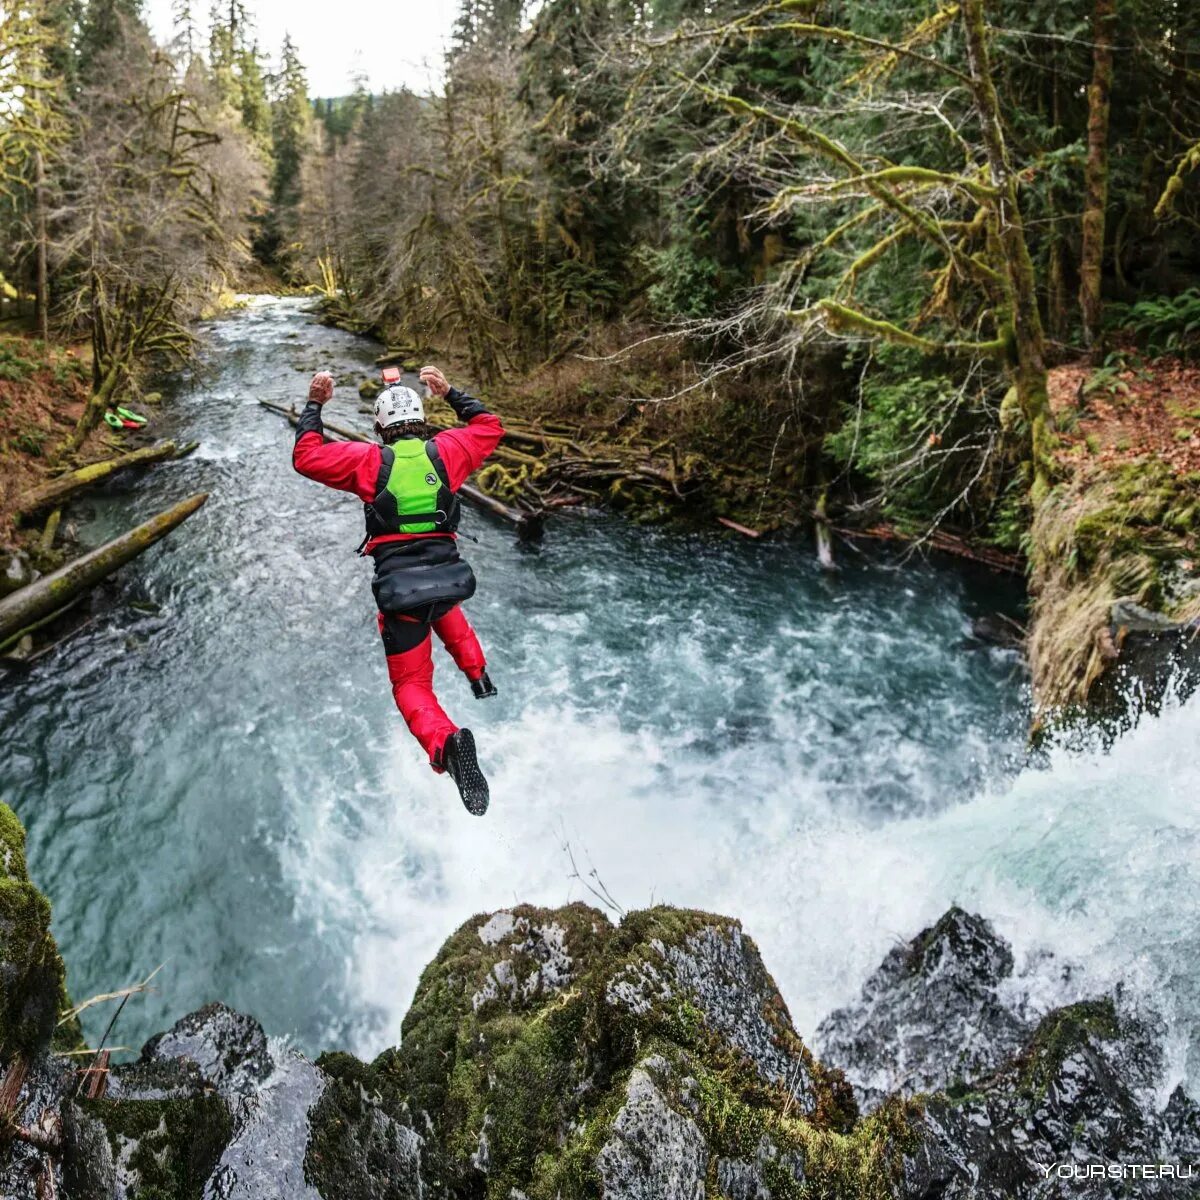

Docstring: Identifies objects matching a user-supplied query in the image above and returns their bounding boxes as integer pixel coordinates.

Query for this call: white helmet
[374,384,425,433]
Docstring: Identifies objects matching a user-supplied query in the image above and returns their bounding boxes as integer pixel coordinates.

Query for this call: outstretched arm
[292,372,381,501]
[420,366,505,491]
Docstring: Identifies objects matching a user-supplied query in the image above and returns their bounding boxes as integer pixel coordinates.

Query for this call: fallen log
[15,441,180,521]
[259,399,373,442]
[0,493,209,646]
[832,523,1023,574]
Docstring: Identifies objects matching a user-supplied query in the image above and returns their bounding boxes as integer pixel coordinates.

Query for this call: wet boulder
[813,904,1200,1199]
[904,999,1200,1200]
[816,906,1030,1109]
[140,1002,272,1098]
[64,1005,340,1200]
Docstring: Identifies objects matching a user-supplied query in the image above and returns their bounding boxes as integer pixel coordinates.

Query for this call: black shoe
[471,671,498,700]
[441,728,490,816]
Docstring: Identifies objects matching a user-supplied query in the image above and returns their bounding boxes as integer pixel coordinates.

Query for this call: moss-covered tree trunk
[65,351,129,456]
[1079,0,1116,349]
[15,440,181,521]
[33,145,50,343]
[0,493,208,647]
[961,0,1054,503]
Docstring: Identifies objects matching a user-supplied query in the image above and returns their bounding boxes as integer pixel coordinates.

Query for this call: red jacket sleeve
[292,403,382,502]
[433,413,505,491]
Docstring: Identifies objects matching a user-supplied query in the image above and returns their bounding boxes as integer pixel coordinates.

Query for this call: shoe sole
[449,729,489,816]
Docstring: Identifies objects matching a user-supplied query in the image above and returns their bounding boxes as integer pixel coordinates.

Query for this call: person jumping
[292,365,503,815]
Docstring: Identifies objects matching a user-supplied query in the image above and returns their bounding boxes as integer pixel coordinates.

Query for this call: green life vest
[364,438,460,542]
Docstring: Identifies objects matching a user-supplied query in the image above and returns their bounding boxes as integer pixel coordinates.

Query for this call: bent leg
[432,604,487,681]
[379,613,457,769]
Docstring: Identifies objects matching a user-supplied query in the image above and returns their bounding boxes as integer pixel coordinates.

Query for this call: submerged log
[16,441,180,521]
[0,493,209,646]
[833,522,1023,574]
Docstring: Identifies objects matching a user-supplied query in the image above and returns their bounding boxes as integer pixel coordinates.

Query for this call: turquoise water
[2,298,1193,1093]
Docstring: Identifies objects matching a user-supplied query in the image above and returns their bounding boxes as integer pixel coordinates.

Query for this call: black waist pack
[371,540,477,613]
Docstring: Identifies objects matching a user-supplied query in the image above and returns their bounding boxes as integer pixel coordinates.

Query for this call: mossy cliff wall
[0,802,80,1063]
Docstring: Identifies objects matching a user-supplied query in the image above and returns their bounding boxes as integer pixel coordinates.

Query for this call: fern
[1122,289,1200,358]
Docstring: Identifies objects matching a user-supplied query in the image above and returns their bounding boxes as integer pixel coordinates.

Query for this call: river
[1,297,1196,1094]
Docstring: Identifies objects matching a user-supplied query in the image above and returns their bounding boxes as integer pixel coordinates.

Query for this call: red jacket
[293,396,504,551]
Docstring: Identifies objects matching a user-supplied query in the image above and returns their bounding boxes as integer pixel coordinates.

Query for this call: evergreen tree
[171,0,200,62]
[238,40,270,143]
[264,32,310,266]
[78,0,143,79]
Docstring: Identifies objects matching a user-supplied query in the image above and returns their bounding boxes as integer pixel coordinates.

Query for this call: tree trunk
[15,441,180,521]
[1080,0,1116,348]
[0,493,209,646]
[65,353,129,455]
[960,0,1054,502]
[33,146,49,343]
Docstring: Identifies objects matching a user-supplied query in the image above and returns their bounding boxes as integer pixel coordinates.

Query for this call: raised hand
[419,366,450,397]
[308,372,335,405]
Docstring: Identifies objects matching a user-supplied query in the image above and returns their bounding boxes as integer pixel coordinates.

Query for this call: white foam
[279,686,1200,1094]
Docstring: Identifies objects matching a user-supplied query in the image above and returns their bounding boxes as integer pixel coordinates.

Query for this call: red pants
[379,604,487,770]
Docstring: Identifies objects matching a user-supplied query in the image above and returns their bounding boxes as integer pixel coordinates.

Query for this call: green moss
[304,1051,418,1199]
[0,804,29,880]
[81,1096,233,1198]
[375,905,913,1197]
[528,1066,631,1200]
[382,904,614,1196]
[1017,998,1119,1100]
[0,802,81,1061]
[1029,455,1200,713]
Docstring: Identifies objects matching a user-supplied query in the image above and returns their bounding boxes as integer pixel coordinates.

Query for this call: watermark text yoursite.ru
[1038,1162,1196,1182]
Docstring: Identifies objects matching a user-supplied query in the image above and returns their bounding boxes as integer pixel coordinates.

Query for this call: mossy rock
[1016,998,1120,1101]
[304,1050,423,1200]
[71,1095,233,1198]
[0,802,81,1061]
[359,377,383,401]
[366,904,870,1199]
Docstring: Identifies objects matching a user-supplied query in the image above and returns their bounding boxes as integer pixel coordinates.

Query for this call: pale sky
[144,0,462,96]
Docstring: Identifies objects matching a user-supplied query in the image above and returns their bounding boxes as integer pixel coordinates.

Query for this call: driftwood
[0,493,209,646]
[0,617,98,673]
[39,509,62,555]
[833,523,1023,574]
[717,517,762,539]
[16,441,181,521]
[259,399,372,442]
